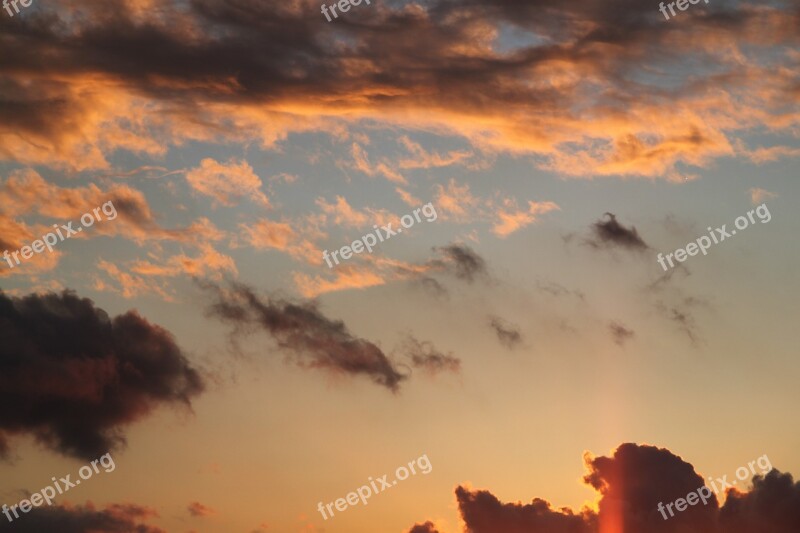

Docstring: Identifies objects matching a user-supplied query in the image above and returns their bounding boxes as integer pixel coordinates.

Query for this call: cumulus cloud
[0,290,204,460]
[410,443,800,533]
[586,213,649,251]
[203,282,406,391]
[719,470,800,532]
[0,503,164,533]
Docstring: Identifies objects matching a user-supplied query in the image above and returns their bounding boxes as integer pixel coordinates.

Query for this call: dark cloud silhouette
[204,282,406,391]
[401,336,460,376]
[411,443,797,533]
[488,316,523,349]
[587,213,649,251]
[0,290,203,460]
[0,503,164,533]
[407,521,441,533]
[719,470,800,533]
[455,485,596,533]
[609,321,635,346]
[429,244,488,283]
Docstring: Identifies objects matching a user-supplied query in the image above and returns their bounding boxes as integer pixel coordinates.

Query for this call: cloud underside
[409,443,800,533]
[0,1,797,176]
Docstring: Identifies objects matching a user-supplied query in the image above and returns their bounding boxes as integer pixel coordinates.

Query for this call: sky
[0,0,799,532]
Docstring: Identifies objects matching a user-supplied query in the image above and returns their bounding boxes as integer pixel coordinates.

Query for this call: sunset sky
[1,0,799,532]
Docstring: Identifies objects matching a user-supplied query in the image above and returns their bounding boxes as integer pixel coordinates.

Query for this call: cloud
[315,196,395,229]
[407,522,441,533]
[292,265,386,298]
[0,290,204,460]
[609,321,635,346]
[656,300,704,346]
[0,503,164,533]
[0,169,224,246]
[433,179,481,221]
[488,316,523,349]
[428,244,488,283]
[203,282,406,391]
[187,501,216,518]
[748,188,777,205]
[239,218,323,266]
[185,158,270,208]
[491,200,560,238]
[586,213,649,251]
[397,136,473,169]
[401,336,460,376]
[0,0,796,177]
[349,143,407,184]
[719,470,800,532]
[412,443,800,533]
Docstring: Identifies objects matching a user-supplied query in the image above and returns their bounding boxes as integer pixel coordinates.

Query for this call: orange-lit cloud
[185,158,270,208]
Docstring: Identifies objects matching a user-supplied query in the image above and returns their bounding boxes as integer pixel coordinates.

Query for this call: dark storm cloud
[401,336,460,376]
[0,503,164,533]
[488,316,523,349]
[410,442,800,533]
[203,282,406,391]
[586,212,649,251]
[428,244,489,283]
[609,321,635,346]
[0,290,204,461]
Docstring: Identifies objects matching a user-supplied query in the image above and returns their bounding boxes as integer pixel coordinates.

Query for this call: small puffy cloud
[428,244,488,283]
[407,522,441,533]
[187,502,216,518]
[609,321,635,346]
[748,188,777,205]
[586,213,649,251]
[492,199,560,237]
[185,158,269,208]
[240,218,323,265]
